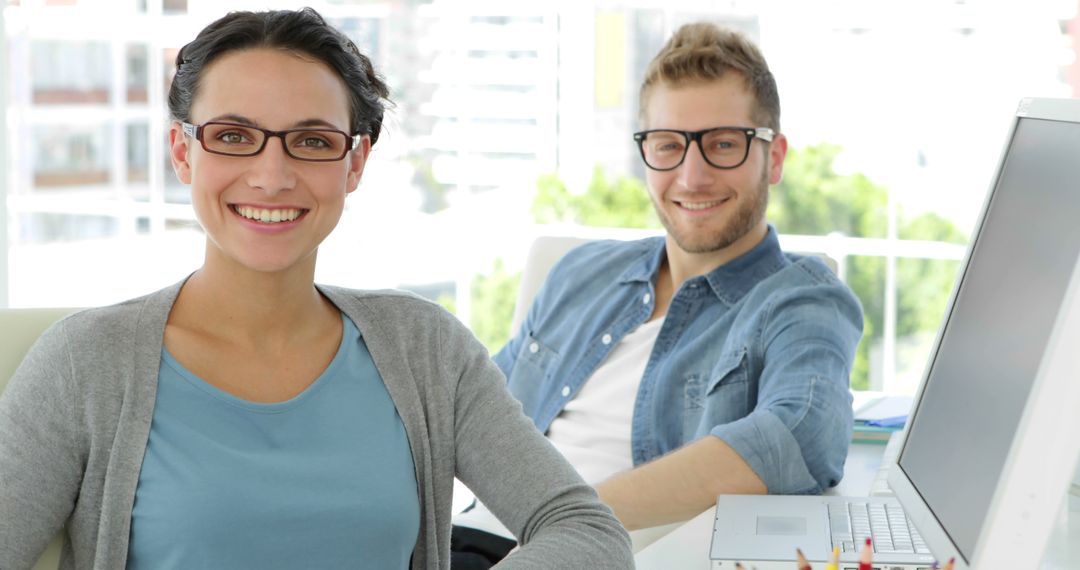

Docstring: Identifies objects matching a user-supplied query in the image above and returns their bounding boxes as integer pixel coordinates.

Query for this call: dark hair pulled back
[168,7,390,145]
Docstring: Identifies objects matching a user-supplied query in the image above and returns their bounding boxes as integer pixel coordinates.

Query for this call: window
[3,0,1077,394]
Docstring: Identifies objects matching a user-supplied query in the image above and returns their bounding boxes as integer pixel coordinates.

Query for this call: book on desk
[851,392,911,444]
[852,422,900,444]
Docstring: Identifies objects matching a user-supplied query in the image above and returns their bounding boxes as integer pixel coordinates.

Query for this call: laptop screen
[897,115,1080,561]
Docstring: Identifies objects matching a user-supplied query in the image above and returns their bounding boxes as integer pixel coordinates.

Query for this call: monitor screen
[897,116,1080,562]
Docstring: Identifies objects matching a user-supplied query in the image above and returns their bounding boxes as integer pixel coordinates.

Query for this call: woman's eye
[297,136,330,148]
[219,132,249,144]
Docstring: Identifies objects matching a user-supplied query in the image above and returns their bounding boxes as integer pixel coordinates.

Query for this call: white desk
[633,443,885,569]
[633,443,1080,569]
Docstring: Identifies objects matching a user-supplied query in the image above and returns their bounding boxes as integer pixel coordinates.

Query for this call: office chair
[1,307,80,570]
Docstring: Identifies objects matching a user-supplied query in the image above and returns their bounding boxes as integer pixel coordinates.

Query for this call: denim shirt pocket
[506,334,561,414]
[682,349,750,441]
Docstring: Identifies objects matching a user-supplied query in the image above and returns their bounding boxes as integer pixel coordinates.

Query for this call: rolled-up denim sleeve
[711,284,863,494]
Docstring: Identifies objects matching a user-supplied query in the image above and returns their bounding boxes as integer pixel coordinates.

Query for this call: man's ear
[768,132,788,185]
[169,122,192,184]
[345,135,372,194]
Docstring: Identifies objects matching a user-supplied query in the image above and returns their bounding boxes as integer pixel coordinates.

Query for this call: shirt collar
[620,226,789,305]
[619,236,667,284]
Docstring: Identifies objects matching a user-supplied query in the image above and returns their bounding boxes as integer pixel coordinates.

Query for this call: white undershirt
[454,317,665,538]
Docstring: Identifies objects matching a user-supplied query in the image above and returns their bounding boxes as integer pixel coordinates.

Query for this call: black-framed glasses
[632,126,775,171]
[181,121,362,162]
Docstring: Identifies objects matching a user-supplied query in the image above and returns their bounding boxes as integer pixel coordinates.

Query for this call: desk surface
[633,443,1080,569]
[633,443,885,569]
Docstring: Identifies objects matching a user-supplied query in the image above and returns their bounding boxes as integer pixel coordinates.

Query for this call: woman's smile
[231,205,308,224]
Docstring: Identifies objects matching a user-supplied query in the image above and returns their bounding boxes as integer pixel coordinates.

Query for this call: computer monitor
[887,98,1080,569]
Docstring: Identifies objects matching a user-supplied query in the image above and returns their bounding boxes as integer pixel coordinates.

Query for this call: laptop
[710,97,1080,569]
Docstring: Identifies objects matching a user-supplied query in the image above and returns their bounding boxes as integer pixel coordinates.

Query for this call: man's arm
[597,282,863,531]
[594,435,765,530]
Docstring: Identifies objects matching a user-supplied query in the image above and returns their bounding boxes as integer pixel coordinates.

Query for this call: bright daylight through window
[2,0,1077,394]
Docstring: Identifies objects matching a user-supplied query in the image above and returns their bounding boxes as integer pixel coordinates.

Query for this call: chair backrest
[0,308,79,392]
[508,234,838,334]
[509,235,596,333]
[0,307,80,570]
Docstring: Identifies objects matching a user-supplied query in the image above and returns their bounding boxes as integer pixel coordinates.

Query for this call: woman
[0,8,632,569]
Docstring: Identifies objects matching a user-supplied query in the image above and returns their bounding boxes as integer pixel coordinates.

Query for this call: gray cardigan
[0,280,633,569]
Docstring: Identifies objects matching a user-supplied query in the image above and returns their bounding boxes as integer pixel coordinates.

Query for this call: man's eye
[655,141,683,153]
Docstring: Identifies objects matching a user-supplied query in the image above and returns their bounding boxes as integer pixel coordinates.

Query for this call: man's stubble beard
[654,167,770,255]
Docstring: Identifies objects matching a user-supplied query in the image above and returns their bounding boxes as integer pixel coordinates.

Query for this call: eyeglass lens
[639,128,750,170]
[200,122,350,161]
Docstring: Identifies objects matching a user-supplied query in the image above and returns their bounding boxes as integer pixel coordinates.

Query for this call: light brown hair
[640,22,780,131]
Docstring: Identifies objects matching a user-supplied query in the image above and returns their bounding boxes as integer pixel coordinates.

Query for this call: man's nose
[678,141,717,188]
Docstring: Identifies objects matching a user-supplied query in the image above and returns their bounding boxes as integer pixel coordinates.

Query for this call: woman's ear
[345,135,372,194]
[169,122,192,184]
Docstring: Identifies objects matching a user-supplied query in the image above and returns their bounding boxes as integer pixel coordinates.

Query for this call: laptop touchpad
[756,516,807,536]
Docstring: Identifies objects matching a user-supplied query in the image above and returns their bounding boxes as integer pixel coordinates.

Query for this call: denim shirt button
[561,386,571,397]
[642,293,651,304]
[601,333,613,345]
[529,342,539,354]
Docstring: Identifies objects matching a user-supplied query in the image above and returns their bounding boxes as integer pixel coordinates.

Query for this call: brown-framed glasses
[181,121,362,162]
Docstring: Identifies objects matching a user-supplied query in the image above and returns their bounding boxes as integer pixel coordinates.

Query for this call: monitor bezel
[886,97,1080,569]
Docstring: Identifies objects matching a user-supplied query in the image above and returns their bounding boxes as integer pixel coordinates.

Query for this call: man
[452,22,863,568]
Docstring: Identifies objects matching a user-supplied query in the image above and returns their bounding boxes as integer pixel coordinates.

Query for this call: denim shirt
[494,227,864,495]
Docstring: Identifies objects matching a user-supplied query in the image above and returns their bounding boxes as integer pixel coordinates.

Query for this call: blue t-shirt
[127,315,418,569]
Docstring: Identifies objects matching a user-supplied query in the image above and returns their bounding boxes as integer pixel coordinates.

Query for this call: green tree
[770,144,887,238]
[532,166,660,228]
[468,167,659,354]
[468,259,522,354]
[895,214,966,336]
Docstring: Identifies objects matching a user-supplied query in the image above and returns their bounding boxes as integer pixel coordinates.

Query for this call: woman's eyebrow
[293,118,344,130]
[206,113,258,126]
[203,115,344,130]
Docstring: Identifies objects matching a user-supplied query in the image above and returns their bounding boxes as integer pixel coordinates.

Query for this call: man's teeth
[235,206,302,223]
[680,200,721,211]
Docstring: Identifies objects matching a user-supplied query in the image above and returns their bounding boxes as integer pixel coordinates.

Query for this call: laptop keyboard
[828,501,931,555]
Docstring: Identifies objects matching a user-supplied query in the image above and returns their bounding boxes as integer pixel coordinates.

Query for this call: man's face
[641,75,786,256]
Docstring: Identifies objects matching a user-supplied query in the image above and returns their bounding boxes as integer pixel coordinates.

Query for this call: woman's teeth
[235,206,302,223]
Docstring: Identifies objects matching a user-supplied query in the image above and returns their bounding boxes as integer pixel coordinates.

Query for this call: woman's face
[169,47,369,276]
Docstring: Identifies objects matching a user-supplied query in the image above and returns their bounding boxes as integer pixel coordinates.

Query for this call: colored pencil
[795,548,812,570]
[824,546,840,570]
[858,538,873,570]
